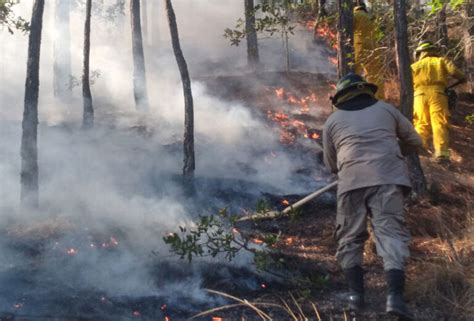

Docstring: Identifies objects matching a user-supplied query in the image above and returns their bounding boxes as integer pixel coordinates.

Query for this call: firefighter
[323,73,422,319]
[353,2,385,99]
[411,41,466,163]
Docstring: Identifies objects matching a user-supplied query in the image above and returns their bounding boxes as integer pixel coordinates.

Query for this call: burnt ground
[193,74,474,321]
[0,73,471,321]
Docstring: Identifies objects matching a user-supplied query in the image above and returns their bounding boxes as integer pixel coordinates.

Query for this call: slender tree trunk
[82,0,94,128]
[336,0,354,78]
[437,1,449,54]
[141,0,150,46]
[463,2,474,93]
[245,0,259,70]
[53,0,72,103]
[130,0,149,112]
[165,0,195,180]
[394,0,427,196]
[21,0,45,208]
[318,0,326,18]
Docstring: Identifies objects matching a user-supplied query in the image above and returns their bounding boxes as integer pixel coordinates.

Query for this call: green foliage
[427,0,465,14]
[0,0,30,34]
[163,213,243,262]
[465,114,474,128]
[224,1,297,46]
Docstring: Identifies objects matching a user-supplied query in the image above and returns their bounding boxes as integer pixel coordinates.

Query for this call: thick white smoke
[0,0,335,316]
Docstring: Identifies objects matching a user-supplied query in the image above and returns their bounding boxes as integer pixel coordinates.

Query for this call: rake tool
[237,181,337,222]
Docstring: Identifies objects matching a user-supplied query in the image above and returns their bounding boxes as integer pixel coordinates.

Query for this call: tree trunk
[141,0,150,46]
[336,0,354,78]
[318,0,326,18]
[130,0,149,111]
[53,0,72,102]
[21,0,45,208]
[463,2,474,93]
[394,0,427,196]
[437,1,449,54]
[244,0,259,70]
[165,0,195,180]
[82,0,94,128]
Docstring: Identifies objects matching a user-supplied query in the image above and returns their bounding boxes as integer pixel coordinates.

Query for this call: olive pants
[335,185,410,271]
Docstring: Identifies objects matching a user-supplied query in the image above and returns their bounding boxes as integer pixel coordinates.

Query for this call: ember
[66,248,78,256]
[132,310,141,317]
[261,283,267,289]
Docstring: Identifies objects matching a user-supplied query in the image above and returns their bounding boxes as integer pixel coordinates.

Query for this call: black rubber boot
[386,269,414,320]
[344,265,364,312]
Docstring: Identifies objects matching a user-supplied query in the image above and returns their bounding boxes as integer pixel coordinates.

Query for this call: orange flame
[253,238,264,245]
[212,318,224,321]
[329,57,338,66]
[66,248,78,256]
[282,199,290,206]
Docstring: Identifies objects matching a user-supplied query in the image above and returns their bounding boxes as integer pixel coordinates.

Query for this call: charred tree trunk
[318,0,327,18]
[165,0,195,180]
[245,0,260,70]
[463,2,474,93]
[21,0,45,208]
[131,0,149,111]
[437,1,449,53]
[53,0,72,102]
[82,0,94,128]
[336,0,354,78]
[394,0,427,196]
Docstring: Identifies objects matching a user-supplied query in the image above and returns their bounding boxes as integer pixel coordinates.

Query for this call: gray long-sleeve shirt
[323,101,423,195]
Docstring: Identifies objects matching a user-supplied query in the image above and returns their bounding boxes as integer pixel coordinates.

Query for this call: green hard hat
[415,41,437,53]
[331,73,378,105]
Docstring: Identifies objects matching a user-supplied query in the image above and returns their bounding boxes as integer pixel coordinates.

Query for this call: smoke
[0,0,335,317]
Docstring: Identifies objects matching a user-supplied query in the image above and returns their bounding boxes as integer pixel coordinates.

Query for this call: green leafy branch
[224,1,296,47]
[0,0,30,34]
[163,207,281,269]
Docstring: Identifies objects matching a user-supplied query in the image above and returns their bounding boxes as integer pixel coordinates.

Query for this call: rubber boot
[386,269,414,320]
[344,265,364,312]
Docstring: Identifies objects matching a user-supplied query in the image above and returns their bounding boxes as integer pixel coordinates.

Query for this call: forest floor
[198,73,474,321]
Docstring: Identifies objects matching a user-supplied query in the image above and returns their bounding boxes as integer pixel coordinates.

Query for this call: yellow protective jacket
[353,9,376,53]
[411,52,465,92]
[353,9,385,99]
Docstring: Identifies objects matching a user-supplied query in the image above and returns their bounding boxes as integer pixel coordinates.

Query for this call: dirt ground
[201,75,473,321]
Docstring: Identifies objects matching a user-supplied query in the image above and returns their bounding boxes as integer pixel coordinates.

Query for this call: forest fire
[266,87,322,144]
[305,20,337,50]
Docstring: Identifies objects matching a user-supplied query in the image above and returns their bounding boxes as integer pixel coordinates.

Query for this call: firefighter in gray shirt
[323,74,422,319]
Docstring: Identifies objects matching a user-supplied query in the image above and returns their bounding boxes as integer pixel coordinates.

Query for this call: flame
[329,57,338,66]
[252,238,264,245]
[281,199,290,206]
[66,248,78,256]
[314,22,337,50]
[261,283,267,289]
[285,237,294,245]
[161,304,167,310]
[275,87,285,99]
[165,317,170,321]
[212,318,224,321]
[310,132,320,139]
[266,86,323,144]
[13,303,23,309]
[132,311,141,317]
[102,236,119,249]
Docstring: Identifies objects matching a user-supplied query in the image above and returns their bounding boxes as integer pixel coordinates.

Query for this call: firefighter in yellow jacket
[353,2,385,99]
[411,41,465,162]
